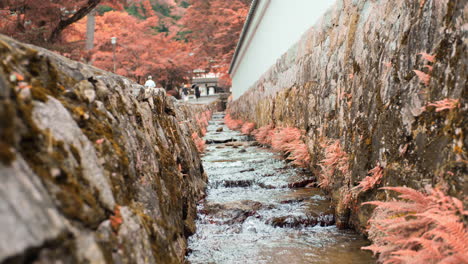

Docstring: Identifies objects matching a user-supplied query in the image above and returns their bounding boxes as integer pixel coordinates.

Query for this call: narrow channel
[186,113,374,264]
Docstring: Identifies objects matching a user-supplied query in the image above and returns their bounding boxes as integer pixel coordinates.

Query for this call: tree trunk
[85,9,96,51]
[49,0,101,43]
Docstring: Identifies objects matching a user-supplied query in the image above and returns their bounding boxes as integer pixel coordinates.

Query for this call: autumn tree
[0,0,122,44]
[0,0,250,89]
[67,10,195,87]
[180,0,250,75]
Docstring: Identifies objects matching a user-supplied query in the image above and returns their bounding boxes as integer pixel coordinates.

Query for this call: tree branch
[49,0,101,43]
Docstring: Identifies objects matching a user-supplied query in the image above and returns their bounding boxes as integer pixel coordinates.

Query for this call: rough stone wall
[0,35,211,263]
[229,0,466,231]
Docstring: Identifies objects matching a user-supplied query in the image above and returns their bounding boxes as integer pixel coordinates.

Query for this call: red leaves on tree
[1,0,251,88]
[0,0,123,43]
[180,0,250,77]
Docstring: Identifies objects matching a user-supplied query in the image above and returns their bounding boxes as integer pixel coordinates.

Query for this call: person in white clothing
[144,75,156,89]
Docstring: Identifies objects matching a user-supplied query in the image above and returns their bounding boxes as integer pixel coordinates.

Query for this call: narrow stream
[186,113,375,264]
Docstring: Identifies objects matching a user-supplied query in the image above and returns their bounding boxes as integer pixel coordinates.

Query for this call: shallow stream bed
[186,113,375,264]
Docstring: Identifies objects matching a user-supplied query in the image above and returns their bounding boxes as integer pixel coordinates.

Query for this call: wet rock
[238,149,247,153]
[200,200,263,225]
[279,198,305,204]
[216,127,223,132]
[257,182,277,189]
[288,178,317,188]
[222,179,253,188]
[206,138,236,144]
[225,142,241,147]
[267,213,335,228]
[239,168,255,173]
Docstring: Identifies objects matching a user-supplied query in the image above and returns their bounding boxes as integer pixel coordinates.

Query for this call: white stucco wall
[231,0,336,100]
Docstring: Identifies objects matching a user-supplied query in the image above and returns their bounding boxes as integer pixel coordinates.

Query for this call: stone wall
[0,35,211,263]
[229,0,466,231]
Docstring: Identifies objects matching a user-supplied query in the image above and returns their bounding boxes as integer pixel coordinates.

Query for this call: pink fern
[413,70,431,86]
[204,110,212,120]
[253,124,275,145]
[191,132,206,153]
[418,52,436,63]
[423,65,433,72]
[286,141,311,168]
[362,186,468,264]
[241,122,256,135]
[224,114,244,130]
[426,98,460,112]
[319,140,350,190]
[353,165,384,193]
[271,127,302,152]
[200,126,207,137]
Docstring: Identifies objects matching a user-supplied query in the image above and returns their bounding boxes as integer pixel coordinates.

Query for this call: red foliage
[180,0,250,79]
[252,124,275,145]
[362,186,468,264]
[425,98,460,112]
[71,11,196,86]
[197,114,208,128]
[0,0,122,43]
[271,127,302,152]
[191,132,206,153]
[204,110,213,121]
[319,139,350,190]
[224,114,243,130]
[418,52,436,63]
[194,110,212,137]
[353,165,384,193]
[413,70,431,86]
[286,141,310,168]
[110,205,123,231]
[241,122,256,135]
[0,0,250,89]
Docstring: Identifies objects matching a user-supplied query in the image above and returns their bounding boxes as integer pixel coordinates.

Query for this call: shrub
[353,165,384,194]
[271,127,302,152]
[362,186,468,264]
[287,141,310,168]
[319,139,350,190]
[252,124,275,145]
[424,98,460,112]
[241,122,256,135]
[224,114,243,130]
[191,132,205,153]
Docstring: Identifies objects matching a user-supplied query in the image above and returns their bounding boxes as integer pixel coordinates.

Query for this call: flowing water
[186,113,375,264]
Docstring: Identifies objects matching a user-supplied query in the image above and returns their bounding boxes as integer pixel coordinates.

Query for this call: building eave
[228,0,259,75]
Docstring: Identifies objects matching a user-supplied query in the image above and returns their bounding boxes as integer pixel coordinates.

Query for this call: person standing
[144,75,156,89]
[182,84,189,102]
[194,85,200,101]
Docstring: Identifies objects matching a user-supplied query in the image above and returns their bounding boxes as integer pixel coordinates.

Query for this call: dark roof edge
[228,0,259,75]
